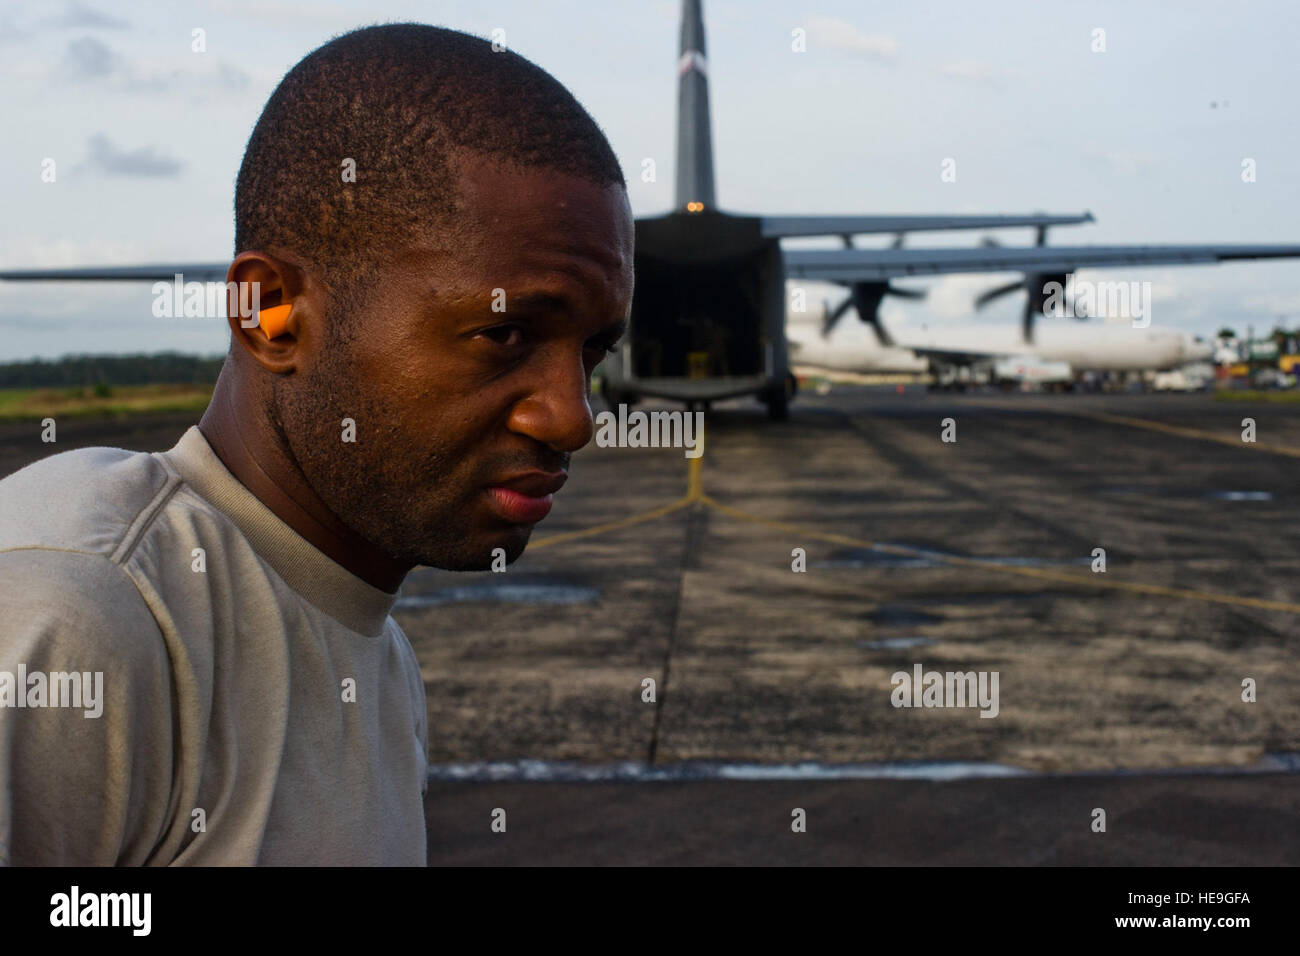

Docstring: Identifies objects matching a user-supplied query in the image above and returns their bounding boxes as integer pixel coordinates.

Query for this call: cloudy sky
[2,0,1298,360]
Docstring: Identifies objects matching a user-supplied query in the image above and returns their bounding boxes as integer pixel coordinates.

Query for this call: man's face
[280,153,634,571]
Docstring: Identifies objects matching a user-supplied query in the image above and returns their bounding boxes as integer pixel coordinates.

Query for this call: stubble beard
[272,355,494,572]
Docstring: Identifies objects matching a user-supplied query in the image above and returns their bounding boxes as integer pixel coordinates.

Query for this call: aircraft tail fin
[675,0,716,210]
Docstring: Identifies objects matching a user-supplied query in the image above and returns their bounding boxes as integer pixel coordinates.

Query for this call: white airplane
[787,287,1214,376]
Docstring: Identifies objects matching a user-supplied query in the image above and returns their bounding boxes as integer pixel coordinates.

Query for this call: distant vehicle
[1153,362,1215,392]
[1153,370,1190,391]
[993,358,1073,388]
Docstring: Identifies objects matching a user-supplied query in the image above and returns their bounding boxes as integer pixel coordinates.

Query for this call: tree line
[0,353,226,389]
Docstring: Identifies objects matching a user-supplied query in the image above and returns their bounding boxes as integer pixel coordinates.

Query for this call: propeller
[970,224,1086,343]
[975,272,1081,343]
[822,281,926,344]
[822,234,926,344]
[974,279,1023,308]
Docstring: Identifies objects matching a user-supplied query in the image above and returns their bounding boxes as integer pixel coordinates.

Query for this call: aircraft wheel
[764,382,790,421]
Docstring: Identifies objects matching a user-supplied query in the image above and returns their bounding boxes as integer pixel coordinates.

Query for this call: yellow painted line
[971,402,1300,458]
[533,421,707,550]
[527,496,693,551]
[685,417,706,501]
[532,413,1300,614]
[686,453,704,501]
[702,494,1300,614]
[1079,409,1300,458]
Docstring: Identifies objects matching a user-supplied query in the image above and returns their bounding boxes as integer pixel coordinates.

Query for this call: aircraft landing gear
[763,373,797,421]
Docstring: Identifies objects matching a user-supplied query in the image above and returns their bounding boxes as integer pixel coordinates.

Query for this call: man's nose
[507,354,595,453]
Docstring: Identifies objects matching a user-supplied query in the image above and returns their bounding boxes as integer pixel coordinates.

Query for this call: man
[0,24,634,865]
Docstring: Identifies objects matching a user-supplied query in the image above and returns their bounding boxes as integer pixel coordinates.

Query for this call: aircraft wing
[0,264,230,282]
[783,243,1300,282]
[760,213,1093,238]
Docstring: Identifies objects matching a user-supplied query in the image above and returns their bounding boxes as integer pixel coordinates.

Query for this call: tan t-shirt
[0,426,428,865]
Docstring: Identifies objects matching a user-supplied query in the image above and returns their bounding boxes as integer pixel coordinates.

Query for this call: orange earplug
[257,303,293,339]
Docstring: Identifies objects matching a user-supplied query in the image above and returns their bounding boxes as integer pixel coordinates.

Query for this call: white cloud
[55,35,254,94]
[82,134,184,178]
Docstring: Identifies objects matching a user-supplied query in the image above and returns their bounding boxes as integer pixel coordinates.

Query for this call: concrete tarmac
[3,387,1297,865]
[400,388,1300,773]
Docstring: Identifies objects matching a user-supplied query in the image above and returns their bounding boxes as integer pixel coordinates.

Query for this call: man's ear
[224,251,318,374]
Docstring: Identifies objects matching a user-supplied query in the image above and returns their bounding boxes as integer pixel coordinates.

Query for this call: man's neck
[198,370,412,593]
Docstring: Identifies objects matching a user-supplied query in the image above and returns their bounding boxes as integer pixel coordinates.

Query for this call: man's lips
[484,471,567,524]
[492,471,567,497]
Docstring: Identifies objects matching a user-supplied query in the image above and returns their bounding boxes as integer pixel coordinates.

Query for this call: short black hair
[234,23,626,313]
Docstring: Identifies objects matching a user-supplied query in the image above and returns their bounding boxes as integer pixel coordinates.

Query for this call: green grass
[0,383,213,421]
[1212,389,1300,404]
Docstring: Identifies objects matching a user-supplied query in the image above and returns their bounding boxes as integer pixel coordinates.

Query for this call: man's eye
[481,325,525,347]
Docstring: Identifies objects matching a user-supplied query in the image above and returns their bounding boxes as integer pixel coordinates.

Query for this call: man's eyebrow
[490,290,628,339]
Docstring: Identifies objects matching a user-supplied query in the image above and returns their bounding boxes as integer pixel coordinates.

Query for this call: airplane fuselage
[788,300,1211,374]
